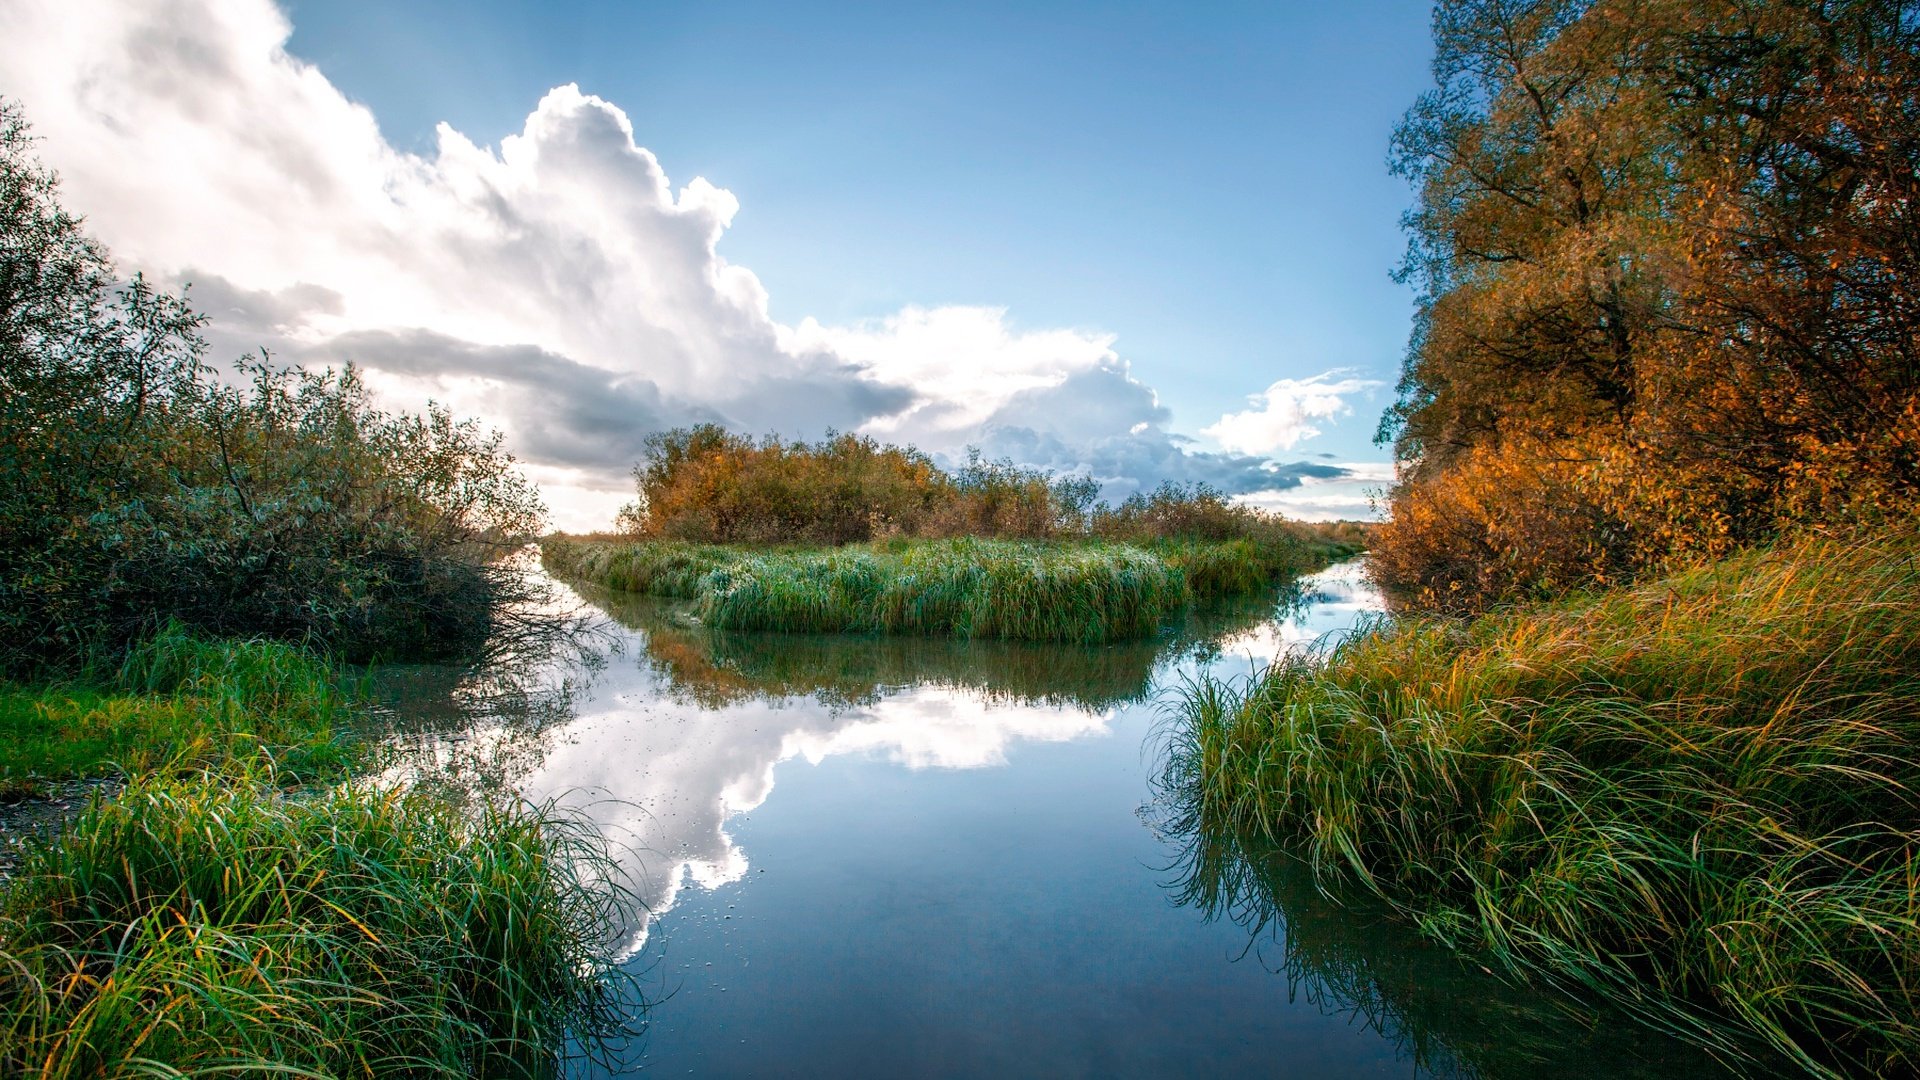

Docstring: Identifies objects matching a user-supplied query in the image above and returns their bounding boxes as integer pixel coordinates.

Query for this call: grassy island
[546,425,1365,642]
[544,534,1356,643]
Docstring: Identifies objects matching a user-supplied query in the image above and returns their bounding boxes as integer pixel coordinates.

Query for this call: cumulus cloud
[0,0,1379,528]
[1202,370,1383,455]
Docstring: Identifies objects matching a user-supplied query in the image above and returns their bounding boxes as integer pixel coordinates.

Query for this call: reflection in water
[582,578,1309,713]
[1148,814,1741,1078]
[381,570,1321,955]
[1201,557,1385,670]
[376,559,1746,1076]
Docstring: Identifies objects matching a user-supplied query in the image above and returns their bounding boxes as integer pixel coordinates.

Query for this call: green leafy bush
[0,101,545,671]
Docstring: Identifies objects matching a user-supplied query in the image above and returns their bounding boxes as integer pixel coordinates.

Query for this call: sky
[0,0,1435,530]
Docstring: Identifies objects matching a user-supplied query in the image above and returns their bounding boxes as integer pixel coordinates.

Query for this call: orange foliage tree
[1379,0,1920,609]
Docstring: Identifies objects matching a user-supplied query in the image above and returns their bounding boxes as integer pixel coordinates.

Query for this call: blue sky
[286,0,1434,460]
[2,0,1437,527]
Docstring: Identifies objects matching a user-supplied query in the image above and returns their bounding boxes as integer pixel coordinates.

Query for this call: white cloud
[0,0,1382,530]
[1236,461,1394,522]
[1202,370,1383,455]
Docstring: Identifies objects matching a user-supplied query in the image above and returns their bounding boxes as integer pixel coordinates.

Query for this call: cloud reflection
[390,560,1375,953]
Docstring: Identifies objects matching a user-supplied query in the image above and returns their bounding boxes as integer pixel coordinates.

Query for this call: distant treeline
[0,101,545,673]
[1376,0,1920,611]
[609,423,1370,549]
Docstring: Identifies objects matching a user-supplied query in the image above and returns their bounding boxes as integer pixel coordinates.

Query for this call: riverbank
[0,632,634,1076]
[1163,526,1920,1076]
[544,534,1360,643]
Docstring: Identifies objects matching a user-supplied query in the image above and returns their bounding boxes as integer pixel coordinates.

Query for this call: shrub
[1368,436,1639,613]
[622,425,945,544]
[617,431,1326,550]
[0,101,546,671]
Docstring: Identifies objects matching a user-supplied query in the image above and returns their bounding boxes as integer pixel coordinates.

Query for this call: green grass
[582,576,1302,712]
[0,629,638,1075]
[540,538,738,599]
[699,539,1187,642]
[545,533,1354,643]
[0,768,635,1078]
[0,625,356,795]
[1161,526,1920,1076]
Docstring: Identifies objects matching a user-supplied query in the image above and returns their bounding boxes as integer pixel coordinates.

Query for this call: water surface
[381,561,1742,1078]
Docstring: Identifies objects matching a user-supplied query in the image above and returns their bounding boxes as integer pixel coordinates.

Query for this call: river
[377,559,1742,1079]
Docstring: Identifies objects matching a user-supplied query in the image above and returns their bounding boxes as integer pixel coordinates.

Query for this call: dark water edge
[373,561,1763,1079]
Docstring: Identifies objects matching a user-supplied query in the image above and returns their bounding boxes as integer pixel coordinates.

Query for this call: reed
[0,624,355,793]
[1162,526,1920,1076]
[546,535,1350,643]
[0,768,635,1077]
[541,537,738,599]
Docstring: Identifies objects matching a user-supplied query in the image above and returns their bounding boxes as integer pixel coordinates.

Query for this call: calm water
[379,561,1742,1079]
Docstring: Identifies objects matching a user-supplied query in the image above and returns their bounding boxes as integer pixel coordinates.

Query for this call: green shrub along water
[0,769,633,1078]
[0,101,548,675]
[544,534,1358,643]
[1162,527,1920,1076]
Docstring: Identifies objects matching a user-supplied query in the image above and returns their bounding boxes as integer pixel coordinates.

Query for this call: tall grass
[1162,527,1920,1076]
[541,538,738,599]
[0,768,635,1077]
[0,624,356,793]
[700,539,1187,643]
[546,534,1353,643]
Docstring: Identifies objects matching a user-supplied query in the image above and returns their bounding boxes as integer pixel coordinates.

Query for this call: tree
[0,99,547,669]
[1376,0,1920,609]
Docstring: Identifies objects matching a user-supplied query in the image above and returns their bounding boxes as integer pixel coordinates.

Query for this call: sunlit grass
[1162,526,1920,1076]
[0,629,639,1075]
[545,534,1352,643]
[0,767,635,1078]
[0,625,356,795]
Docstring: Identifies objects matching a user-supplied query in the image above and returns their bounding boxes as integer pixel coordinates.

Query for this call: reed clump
[700,539,1185,643]
[0,769,633,1078]
[539,536,736,599]
[0,624,354,794]
[1164,527,1920,1076]
[544,535,1347,643]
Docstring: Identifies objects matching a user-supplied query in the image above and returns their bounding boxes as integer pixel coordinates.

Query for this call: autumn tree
[1377,0,1920,610]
